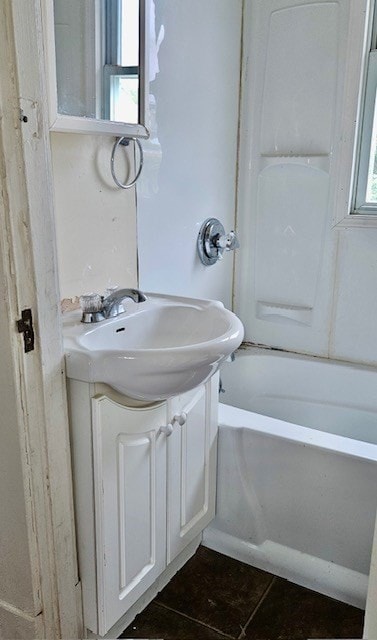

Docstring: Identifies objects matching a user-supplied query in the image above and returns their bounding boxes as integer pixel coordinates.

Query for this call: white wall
[236,0,377,366]
[136,0,243,309]
[51,133,138,302]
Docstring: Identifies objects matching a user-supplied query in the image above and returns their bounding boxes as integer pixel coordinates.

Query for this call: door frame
[0,1,82,637]
[365,512,377,636]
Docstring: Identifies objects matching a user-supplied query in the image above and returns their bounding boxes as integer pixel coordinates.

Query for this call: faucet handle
[79,293,103,313]
[226,230,240,251]
[79,294,105,324]
[216,230,240,252]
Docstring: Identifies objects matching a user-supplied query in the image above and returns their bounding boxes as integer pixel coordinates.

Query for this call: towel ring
[110,137,144,189]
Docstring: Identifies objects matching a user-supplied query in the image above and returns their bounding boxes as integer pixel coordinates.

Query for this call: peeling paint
[61,297,80,313]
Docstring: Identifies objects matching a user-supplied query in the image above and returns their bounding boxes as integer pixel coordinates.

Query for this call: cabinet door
[92,396,167,636]
[167,373,219,563]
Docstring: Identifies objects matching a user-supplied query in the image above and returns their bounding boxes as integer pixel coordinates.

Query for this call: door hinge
[17,308,35,353]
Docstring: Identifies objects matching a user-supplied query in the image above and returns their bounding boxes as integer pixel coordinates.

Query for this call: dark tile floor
[119,546,364,640]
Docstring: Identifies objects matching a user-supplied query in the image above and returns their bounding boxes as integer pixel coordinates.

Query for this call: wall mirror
[43,0,149,138]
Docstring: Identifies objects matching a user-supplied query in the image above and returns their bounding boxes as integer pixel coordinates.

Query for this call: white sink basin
[63,293,244,401]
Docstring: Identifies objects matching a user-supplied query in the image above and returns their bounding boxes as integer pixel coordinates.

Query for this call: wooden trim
[0,1,82,637]
[333,213,377,228]
[332,0,373,226]
[40,0,149,138]
[365,509,377,637]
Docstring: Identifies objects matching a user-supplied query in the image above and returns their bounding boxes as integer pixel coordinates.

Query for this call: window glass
[104,0,140,123]
[366,96,377,203]
[353,50,377,213]
[120,0,139,67]
[110,75,139,123]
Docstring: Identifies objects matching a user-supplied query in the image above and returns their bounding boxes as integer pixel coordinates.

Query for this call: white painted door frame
[365,512,377,637]
[0,1,82,637]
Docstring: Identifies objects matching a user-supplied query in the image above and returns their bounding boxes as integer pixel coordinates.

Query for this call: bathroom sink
[63,293,244,401]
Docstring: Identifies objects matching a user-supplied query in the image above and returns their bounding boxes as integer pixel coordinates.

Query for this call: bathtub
[203,347,377,608]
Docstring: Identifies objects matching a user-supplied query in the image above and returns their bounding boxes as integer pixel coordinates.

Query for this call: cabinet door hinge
[17,308,35,353]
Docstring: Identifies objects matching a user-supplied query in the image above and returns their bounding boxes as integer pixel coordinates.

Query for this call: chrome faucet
[80,288,147,323]
[102,288,147,318]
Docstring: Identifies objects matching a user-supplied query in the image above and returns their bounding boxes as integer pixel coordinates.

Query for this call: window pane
[110,75,139,123]
[353,50,377,212]
[366,95,377,203]
[120,0,139,67]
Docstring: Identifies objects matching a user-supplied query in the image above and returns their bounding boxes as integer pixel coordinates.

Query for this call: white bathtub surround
[235,0,377,365]
[203,347,377,609]
[330,228,377,365]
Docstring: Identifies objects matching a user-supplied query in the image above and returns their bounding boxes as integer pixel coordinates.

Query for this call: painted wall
[51,133,138,302]
[236,0,377,366]
[136,0,243,309]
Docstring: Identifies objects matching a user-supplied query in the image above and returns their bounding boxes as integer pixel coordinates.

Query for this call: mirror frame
[41,0,150,138]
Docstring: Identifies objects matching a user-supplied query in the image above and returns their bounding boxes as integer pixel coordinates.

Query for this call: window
[353,8,377,213]
[103,0,140,124]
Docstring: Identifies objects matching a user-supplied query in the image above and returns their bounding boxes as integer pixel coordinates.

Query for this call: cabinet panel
[92,396,167,636]
[181,390,207,530]
[118,434,156,593]
[167,374,219,563]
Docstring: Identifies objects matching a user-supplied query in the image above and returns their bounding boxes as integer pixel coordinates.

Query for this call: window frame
[352,4,377,215]
[103,0,141,123]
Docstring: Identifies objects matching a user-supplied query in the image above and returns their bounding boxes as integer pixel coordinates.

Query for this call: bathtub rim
[236,343,377,375]
[219,403,377,462]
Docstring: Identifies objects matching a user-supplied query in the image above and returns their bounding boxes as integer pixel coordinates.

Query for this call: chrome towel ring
[110,137,144,189]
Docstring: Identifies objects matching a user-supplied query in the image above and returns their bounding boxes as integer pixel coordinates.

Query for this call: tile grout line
[154,600,237,639]
[236,576,277,640]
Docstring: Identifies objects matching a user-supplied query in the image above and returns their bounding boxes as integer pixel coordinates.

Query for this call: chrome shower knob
[197,218,240,266]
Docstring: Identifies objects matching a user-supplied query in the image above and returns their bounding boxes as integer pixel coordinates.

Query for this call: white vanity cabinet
[167,383,218,563]
[68,373,219,637]
[92,397,168,635]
